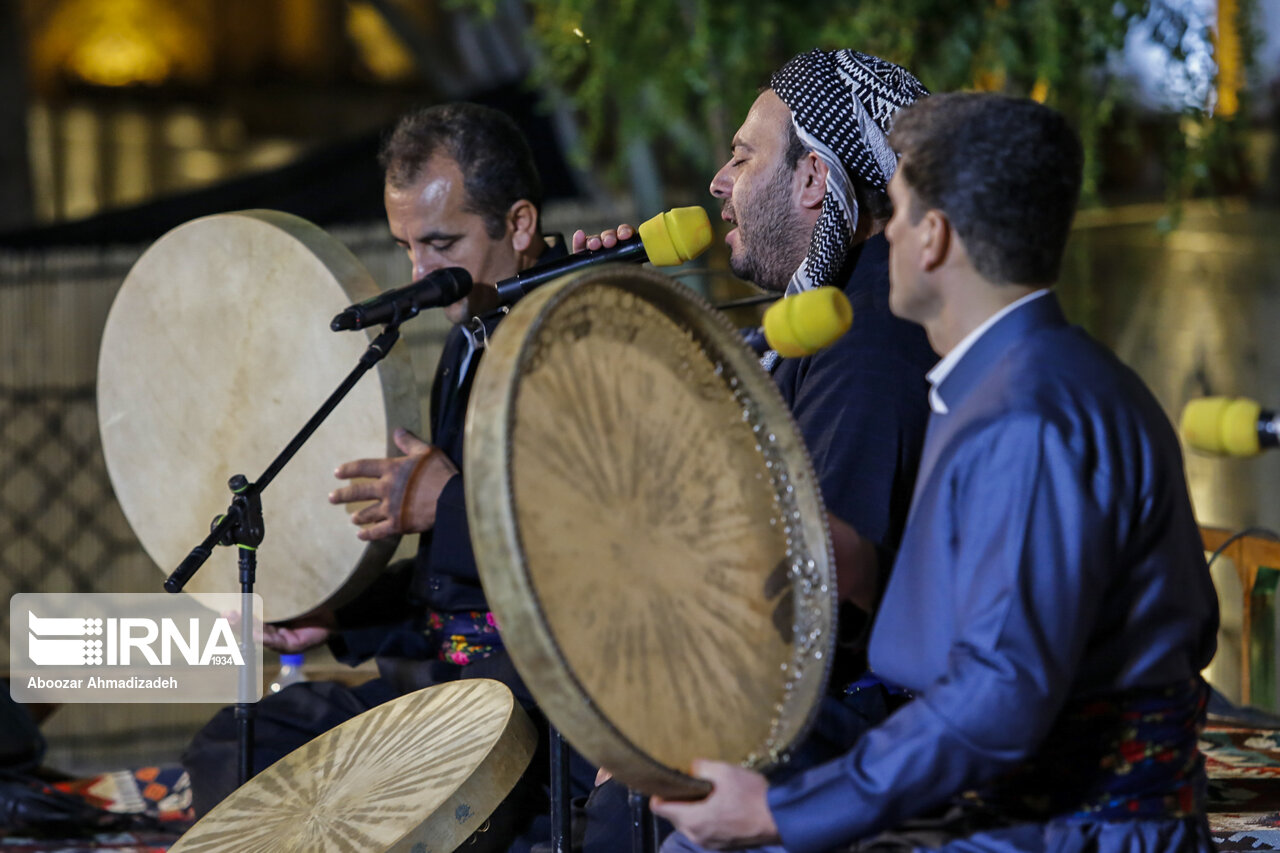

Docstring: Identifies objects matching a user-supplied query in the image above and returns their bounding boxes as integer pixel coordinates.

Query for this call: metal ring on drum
[465,264,836,800]
[97,210,421,623]
[168,679,537,852]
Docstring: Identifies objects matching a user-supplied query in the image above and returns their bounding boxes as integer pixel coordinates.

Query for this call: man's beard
[728,162,811,293]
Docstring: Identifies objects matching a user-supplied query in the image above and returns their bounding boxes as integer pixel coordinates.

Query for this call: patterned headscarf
[770,49,929,296]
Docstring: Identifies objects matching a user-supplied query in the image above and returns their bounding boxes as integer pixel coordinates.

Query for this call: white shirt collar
[925,289,1051,414]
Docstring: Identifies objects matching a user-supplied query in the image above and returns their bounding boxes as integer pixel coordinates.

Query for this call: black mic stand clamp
[209,473,264,787]
[213,474,264,554]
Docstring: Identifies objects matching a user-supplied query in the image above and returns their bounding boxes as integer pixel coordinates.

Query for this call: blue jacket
[769,292,1218,853]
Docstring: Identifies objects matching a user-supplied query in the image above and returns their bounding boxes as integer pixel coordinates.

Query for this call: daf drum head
[170,679,536,852]
[465,265,836,798]
[98,211,419,622]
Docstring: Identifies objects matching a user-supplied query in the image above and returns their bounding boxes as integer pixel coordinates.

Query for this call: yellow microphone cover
[1180,397,1232,454]
[762,287,854,358]
[1179,396,1262,456]
[1220,397,1263,456]
[637,206,713,267]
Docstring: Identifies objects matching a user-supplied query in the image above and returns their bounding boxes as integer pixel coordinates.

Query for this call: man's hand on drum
[650,760,780,849]
[261,611,338,653]
[330,427,458,540]
[571,224,634,254]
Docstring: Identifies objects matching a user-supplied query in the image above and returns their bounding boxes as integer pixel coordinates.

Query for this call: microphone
[1180,396,1280,456]
[331,267,472,331]
[762,287,853,357]
[494,206,712,306]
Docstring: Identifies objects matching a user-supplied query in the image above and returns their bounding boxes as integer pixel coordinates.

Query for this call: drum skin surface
[97,211,420,623]
[169,679,537,853]
[466,265,835,799]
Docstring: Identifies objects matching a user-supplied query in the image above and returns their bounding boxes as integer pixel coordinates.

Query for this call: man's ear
[920,210,951,272]
[797,153,827,210]
[508,199,539,253]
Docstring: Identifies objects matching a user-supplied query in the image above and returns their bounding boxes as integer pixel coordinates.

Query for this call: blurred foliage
[458,0,1256,207]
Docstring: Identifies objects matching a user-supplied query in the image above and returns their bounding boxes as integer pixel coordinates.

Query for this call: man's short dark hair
[380,103,544,239]
[782,118,892,223]
[888,93,1083,285]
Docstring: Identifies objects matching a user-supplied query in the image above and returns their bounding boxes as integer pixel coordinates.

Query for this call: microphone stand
[164,317,407,787]
[713,292,779,311]
[550,727,571,852]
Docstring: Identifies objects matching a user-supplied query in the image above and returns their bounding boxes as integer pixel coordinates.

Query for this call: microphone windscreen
[762,287,853,358]
[1179,396,1262,456]
[637,206,713,266]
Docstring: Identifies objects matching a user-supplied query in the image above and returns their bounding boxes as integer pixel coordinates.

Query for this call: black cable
[1205,525,1280,572]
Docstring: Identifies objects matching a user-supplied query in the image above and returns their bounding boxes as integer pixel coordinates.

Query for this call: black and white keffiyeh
[771,50,929,297]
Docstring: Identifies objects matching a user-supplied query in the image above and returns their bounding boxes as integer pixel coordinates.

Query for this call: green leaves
[460,0,1254,205]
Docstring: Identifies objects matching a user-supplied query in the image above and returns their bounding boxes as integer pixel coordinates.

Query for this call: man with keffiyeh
[710,50,937,621]
[654,92,1217,853]
[568,48,937,852]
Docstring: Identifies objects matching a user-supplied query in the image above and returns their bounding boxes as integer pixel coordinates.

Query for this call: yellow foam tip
[637,206,713,267]
[1180,396,1262,456]
[1221,398,1263,456]
[762,288,854,358]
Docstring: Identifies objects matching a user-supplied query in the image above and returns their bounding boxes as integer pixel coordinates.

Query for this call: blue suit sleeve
[769,415,1113,852]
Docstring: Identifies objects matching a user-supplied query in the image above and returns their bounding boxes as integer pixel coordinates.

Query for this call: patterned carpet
[1205,724,1280,850]
[4,725,1280,851]
[0,766,191,852]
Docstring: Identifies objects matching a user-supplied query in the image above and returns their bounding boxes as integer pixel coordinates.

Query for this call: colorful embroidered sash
[978,677,1208,821]
[425,610,502,666]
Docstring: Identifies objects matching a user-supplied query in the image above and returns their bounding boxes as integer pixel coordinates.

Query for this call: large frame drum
[466,265,836,798]
[98,211,420,622]
[169,679,537,852]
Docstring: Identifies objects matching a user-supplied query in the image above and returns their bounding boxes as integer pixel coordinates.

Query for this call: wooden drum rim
[465,265,836,799]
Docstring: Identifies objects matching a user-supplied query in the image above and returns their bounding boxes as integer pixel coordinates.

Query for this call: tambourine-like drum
[466,265,835,799]
[169,679,537,853]
[98,211,419,623]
